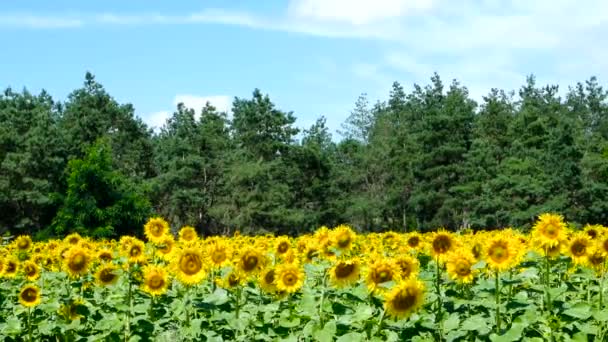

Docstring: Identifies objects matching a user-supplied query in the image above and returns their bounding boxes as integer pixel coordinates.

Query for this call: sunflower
[126,239,147,264]
[384,278,425,319]
[599,234,608,257]
[216,269,245,290]
[172,247,206,285]
[446,251,477,284]
[19,284,41,307]
[485,232,520,272]
[144,217,170,244]
[3,258,19,278]
[0,258,4,277]
[97,249,114,263]
[366,258,400,292]
[275,263,305,294]
[567,232,591,265]
[178,226,198,243]
[259,267,278,293]
[58,298,86,321]
[275,237,291,256]
[64,233,82,246]
[532,213,567,248]
[22,260,40,281]
[429,230,458,261]
[329,258,361,288]
[584,225,601,240]
[14,235,32,251]
[207,240,232,268]
[237,248,267,274]
[156,236,176,261]
[63,246,91,278]
[587,246,606,274]
[405,232,423,251]
[303,244,319,264]
[332,224,356,251]
[394,255,419,279]
[95,264,120,286]
[141,265,169,296]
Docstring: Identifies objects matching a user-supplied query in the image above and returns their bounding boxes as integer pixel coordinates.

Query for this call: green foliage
[52,140,151,237]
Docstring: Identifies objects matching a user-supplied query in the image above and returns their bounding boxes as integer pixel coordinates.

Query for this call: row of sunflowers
[1,214,608,341]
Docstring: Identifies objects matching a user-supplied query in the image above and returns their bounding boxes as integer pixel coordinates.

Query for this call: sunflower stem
[319,270,328,326]
[495,270,501,333]
[599,271,605,309]
[434,257,442,320]
[124,266,133,342]
[27,307,32,342]
[234,286,241,320]
[374,308,386,337]
[545,254,552,312]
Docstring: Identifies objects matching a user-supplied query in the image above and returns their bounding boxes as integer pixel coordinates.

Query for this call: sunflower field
[1,214,608,341]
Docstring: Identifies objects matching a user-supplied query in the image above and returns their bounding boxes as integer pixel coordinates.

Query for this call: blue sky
[1,0,607,135]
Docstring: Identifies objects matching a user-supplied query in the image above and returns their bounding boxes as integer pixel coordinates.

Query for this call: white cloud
[0,14,82,28]
[146,111,171,131]
[287,0,435,25]
[174,95,232,114]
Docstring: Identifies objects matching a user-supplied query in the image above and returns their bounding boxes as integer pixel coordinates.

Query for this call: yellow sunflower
[584,225,601,240]
[259,267,278,293]
[237,247,267,274]
[446,250,477,284]
[395,254,420,280]
[275,263,305,294]
[63,246,92,278]
[429,230,458,261]
[22,260,40,281]
[329,258,361,288]
[2,258,19,278]
[19,284,41,307]
[207,239,232,268]
[366,258,401,292]
[64,233,82,246]
[405,232,424,251]
[216,269,245,290]
[384,278,425,319]
[141,265,170,296]
[274,237,291,256]
[567,232,591,265]
[126,239,147,264]
[58,298,86,321]
[332,224,356,251]
[156,235,176,261]
[532,213,567,248]
[172,247,207,285]
[95,264,120,286]
[14,235,33,251]
[178,226,198,243]
[484,232,520,272]
[143,217,170,244]
[0,258,4,277]
[96,249,114,263]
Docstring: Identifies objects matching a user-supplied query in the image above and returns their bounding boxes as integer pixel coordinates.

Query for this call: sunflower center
[25,264,37,277]
[211,250,226,264]
[472,245,482,259]
[544,225,558,238]
[306,249,318,261]
[586,229,598,239]
[376,269,392,283]
[228,273,240,287]
[589,253,605,266]
[243,255,259,271]
[392,289,416,311]
[148,275,164,289]
[7,262,17,273]
[99,252,113,262]
[489,243,508,263]
[408,237,420,248]
[70,254,87,271]
[570,240,587,257]
[337,236,351,249]
[282,272,297,286]
[277,242,289,254]
[99,269,117,283]
[180,254,202,275]
[334,262,355,278]
[603,239,608,253]
[150,224,164,237]
[21,288,38,302]
[455,261,471,276]
[264,270,275,284]
[130,246,142,257]
[18,241,30,250]
[432,235,452,254]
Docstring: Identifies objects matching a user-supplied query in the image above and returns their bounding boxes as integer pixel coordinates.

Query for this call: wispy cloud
[144,95,232,131]
[0,14,82,28]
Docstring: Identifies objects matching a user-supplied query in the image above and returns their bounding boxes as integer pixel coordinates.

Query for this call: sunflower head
[366,258,400,292]
[178,226,198,243]
[22,260,40,281]
[156,236,176,261]
[384,278,425,319]
[394,255,419,279]
[567,232,591,265]
[532,213,567,248]
[207,240,232,268]
[63,246,92,278]
[126,239,147,264]
[275,263,305,294]
[97,249,114,263]
[484,232,520,272]
[429,230,458,260]
[141,265,170,296]
[58,298,87,321]
[172,247,207,285]
[144,217,170,243]
[3,258,19,278]
[14,235,33,251]
[329,258,361,288]
[95,264,120,286]
[64,233,82,246]
[19,284,41,307]
[217,270,244,290]
[332,224,356,251]
[237,248,267,274]
[405,233,423,251]
[446,250,477,284]
[275,237,291,256]
[259,267,278,293]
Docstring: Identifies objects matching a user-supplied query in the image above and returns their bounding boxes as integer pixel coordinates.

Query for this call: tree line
[1,72,607,239]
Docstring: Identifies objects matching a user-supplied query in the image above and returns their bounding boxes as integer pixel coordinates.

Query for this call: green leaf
[337,332,365,342]
[443,313,460,332]
[489,323,525,342]
[461,315,490,335]
[313,320,336,342]
[563,302,592,320]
